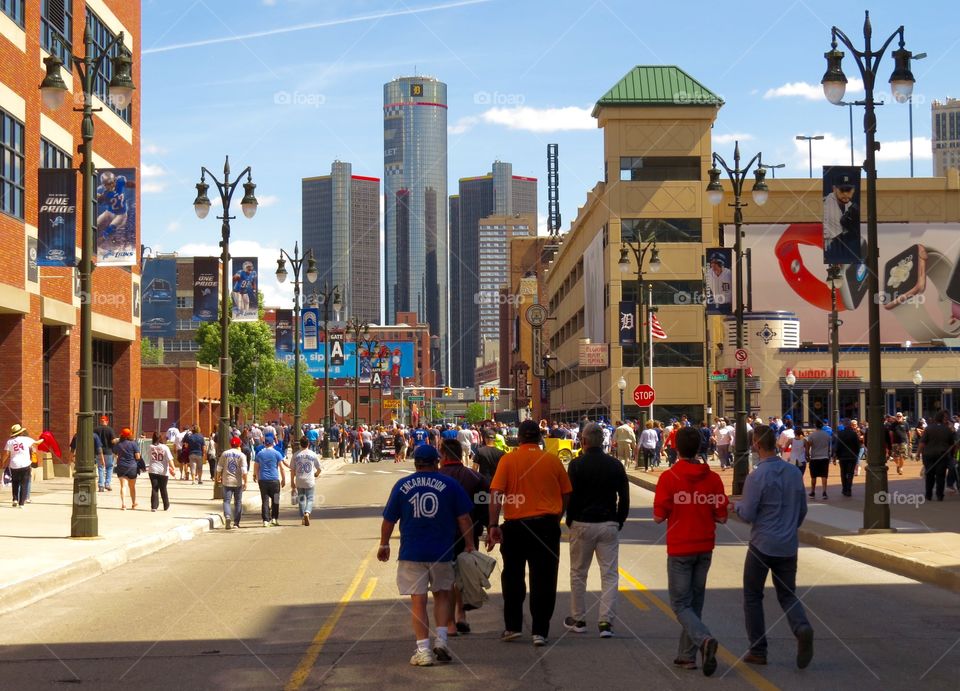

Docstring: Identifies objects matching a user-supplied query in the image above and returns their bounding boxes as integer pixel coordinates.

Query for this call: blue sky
[140,0,956,309]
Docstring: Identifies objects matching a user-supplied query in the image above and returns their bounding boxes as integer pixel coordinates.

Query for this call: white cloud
[177,240,292,307]
[876,137,932,162]
[141,163,166,178]
[713,133,754,145]
[142,182,166,194]
[481,106,594,132]
[142,143,167,156]
[789,132,933,172]
[764,78,864,101]
[257,194,279,208]
[448,116,479,135]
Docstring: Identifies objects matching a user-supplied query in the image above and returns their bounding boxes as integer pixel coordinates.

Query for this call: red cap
[230,436,242,447]
[100,416,109,423]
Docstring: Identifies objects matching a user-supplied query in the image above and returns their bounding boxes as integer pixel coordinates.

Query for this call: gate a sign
[329,332,345,366]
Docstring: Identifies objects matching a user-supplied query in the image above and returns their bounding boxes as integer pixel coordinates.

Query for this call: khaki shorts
[396,560,455,595]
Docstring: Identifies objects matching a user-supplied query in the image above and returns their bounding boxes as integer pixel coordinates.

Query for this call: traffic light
[492,387,499,398]
[443,386,453,396]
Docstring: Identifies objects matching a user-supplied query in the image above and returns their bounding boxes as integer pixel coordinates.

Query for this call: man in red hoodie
[654,426,728,677]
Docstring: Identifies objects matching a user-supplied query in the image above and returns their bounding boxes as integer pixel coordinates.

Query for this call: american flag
[650,313,668,340]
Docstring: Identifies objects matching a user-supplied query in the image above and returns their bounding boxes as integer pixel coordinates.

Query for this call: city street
[0,462,957,690]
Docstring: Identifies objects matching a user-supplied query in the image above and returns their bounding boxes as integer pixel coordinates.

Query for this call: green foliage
[464,402,487,424]
[141,337,163,364]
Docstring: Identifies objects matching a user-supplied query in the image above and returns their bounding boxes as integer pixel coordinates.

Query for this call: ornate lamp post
[276,242,318,438]
[821,10,915,531]
[617,376,627,421]
[786,369,797,423]
[706,141,769,495]
[252,357,260,423]
[345,317,370,427]
[316,282,342,457]
[912,370,923,422]
[618,237,661,424]
[40,30,136,537]
[192,157,258,500]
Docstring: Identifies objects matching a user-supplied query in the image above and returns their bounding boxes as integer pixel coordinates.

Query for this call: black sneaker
[598,622,613,638]
[701,637,718,677]
[433,645,452,663]
[796,626,814,669]
[563,616,586,633]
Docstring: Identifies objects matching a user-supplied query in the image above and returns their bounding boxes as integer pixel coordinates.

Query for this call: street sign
[709,374,729,382]
[734,348,749,369]
[407,395,424,401]
[633,384,655,406]
[333,400,351,417]
[525,304,547,327]
[382,399,400,409]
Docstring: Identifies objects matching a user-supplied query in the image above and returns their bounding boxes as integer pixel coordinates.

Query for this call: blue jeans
[667,552,714,661]
[297,486,315,516]
[743,546,812,656]
[98,453,114,489]
[222,485,243,523]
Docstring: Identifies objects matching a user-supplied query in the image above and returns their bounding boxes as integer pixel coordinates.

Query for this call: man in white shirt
[705,252,733,313]
[456,425,474,463]
[715,419,734,470]
[2,424,40,508]
[166,424,181,444]
[216,436,248,530]
[291,437,322,525]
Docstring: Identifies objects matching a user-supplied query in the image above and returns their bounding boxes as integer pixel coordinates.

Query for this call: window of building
[86,10,132,124]
[41,137,73,169]
[621,218,702,243]
[619,156,701,182]
[622,342,704,368]
[176,296,193,308]
[92,339,114,419]
[1,0,24,27]
[41,0,72,61]
[622,280,704,306]
[1,109,25,219]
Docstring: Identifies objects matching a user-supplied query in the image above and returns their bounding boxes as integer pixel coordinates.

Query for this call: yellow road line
[285,551,373,691]
[361,577,378,600]
[618,586,649,611]
[618,566,779,691]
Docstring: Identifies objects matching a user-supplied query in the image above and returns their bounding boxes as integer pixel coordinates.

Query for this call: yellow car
[544,437,575,463]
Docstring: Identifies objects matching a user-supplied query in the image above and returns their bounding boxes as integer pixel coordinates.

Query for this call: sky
[139,0,958,312]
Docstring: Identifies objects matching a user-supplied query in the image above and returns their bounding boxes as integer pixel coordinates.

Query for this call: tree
[141,337,163,364]
[464,402,487,424]
[262,359,318,419]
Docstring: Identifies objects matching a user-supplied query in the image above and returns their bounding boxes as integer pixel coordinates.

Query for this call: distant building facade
[932,98,960,177]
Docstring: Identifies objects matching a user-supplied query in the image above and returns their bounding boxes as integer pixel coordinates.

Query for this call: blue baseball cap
[412,445,440,464]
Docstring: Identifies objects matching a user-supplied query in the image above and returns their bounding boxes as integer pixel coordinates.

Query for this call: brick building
[0,1,141,448]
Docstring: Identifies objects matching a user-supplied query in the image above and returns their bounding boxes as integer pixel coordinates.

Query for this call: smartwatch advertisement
[822,165,862,265]
[882,244,925,308]
[705,248,733,315]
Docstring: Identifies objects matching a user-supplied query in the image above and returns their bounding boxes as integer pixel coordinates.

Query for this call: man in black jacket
[833,419,861,497]
[564,422,630,638]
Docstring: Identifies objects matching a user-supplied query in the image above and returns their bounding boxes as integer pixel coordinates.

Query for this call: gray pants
[569,521,619,623]
[667,552,714,661]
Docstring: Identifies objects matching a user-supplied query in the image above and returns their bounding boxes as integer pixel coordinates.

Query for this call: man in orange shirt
[486,420,572,646]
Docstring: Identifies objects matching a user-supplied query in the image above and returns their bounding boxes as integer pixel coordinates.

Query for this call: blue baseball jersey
[254,447,284,481]
[96,176,127,215]
[411,428,429,447]
[383,471,472,562]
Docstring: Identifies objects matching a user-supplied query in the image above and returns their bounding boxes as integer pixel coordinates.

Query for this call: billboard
[822,165,862,265]
[705,247,733,315]
[95,168,137,265]
[141,258,176,338]
[747,222,960,342]
[37,169,77,266]
[276,341,416,379]
[192,257,218,322]
[275,309,294,352]
[230,257,258,321]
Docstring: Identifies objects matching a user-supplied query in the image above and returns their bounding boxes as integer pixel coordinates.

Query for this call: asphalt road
[1,460,958,690]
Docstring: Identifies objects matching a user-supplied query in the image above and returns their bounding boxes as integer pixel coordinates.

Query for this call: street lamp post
[827,265,843,431]
[364,338,379,425]
[706,141,769,495]
[192,157,258,500]
[908,53,927,177]
[821,10,915,531]
[345,317,370,427]
[786,369,798,423]
[796,135,825,178]
[761,163,786,179]
[617,376,627,421]
[838,101,857,165]
[276,242,318,439]
[316,282,342,458]
[618,236,661,425]
[913,370,923,421]
[40,29,136,538]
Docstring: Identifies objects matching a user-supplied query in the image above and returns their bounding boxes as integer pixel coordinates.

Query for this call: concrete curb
[0,513,223,618]
[626,473,960,594]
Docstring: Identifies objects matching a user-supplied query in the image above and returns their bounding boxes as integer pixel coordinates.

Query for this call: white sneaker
[263,520,270,527]
[409,649,435,666]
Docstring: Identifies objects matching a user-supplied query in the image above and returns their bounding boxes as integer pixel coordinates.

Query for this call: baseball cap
[482,428,496,440]
[412,445,440,464]
[708,251,726,266]
[230,436,242,447]
[835,172,855,190]
[518,419,542,441]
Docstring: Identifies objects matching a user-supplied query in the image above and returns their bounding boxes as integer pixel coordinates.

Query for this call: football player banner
[822,165,862,265]
[705,248,733,315]
[329,331,345,366]
[141,258,176,338]
[275,309,294,352]
[95,168,136,265]
[301,307,319,352]
[231,257,258,321]
[618,300,636,345]
[37,168,77,266]
[193,257,219,322]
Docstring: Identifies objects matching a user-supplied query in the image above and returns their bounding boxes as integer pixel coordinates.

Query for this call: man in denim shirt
[734,424,814,670]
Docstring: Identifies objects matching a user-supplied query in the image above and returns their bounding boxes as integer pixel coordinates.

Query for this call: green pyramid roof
[593,66,723,115]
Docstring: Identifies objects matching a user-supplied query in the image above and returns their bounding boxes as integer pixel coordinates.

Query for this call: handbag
[290,488,299,506]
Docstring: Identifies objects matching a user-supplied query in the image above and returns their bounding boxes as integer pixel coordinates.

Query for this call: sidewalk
[0,455,346,617]
[625,457,960,594]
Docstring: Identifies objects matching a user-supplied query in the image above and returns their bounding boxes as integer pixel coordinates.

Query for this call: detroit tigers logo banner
[95,167,137,265]
[193,257,219,322]
[618,301,636,345]
[275,309,294,352]
[705,248,733,315]
[230,257,259,321]
[37,168,77,266]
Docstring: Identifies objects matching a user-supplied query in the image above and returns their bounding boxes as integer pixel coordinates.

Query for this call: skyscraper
[932,98,960,177]
[384,76,448,379]
[449,161,537,387]
[302,161,380,323]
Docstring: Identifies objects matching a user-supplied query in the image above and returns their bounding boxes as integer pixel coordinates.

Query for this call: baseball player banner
[618,301,636,345]
[705,248,733,315]
[192,257,219,322]
[231,257,259,321]
[141,258,176,338]
[822,165,862,265]
[301,307,319,352]
[275,309,294,352]
[95,168,136,265]
[37,168,77,266]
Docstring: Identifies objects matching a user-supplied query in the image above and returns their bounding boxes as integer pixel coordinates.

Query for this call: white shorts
[396,560,455,595]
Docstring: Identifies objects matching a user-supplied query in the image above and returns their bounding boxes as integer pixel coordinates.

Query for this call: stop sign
[633,384,655,406]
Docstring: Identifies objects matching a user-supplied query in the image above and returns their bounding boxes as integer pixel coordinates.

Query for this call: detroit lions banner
[230,257,259,321]
[95,168,137,265]
[275,309,294,352]
[141,258,176,338]
[193,257,219,322]
[37,168,77,266]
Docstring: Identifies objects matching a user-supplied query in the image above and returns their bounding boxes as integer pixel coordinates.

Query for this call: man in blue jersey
[411,423,430,450]
[232,260,258,318]
[96,171,128,244]
[378,445,475,667]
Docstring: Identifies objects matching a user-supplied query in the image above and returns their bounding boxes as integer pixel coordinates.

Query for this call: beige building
[932,98,960,177]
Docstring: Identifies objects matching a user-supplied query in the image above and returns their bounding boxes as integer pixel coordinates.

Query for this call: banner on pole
[231,257,259,320]
[192,257,218,322]
[704,248,733,315]
[141,258,176,338]
[618,300,637,344]
[276,309,294,352]
[301,307,319,352]
[329,331,345,366]
[37,168,77,266]
[95,168,137,265]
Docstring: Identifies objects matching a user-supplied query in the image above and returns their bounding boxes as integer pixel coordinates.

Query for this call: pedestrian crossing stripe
[348,471,364,475]
[374,470,391,474]
[396,469,413,474]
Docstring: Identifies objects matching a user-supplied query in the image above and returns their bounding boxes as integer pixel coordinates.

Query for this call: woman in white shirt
[147,432,175,511]
[2,424,39,508]
[788,426,810,476]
